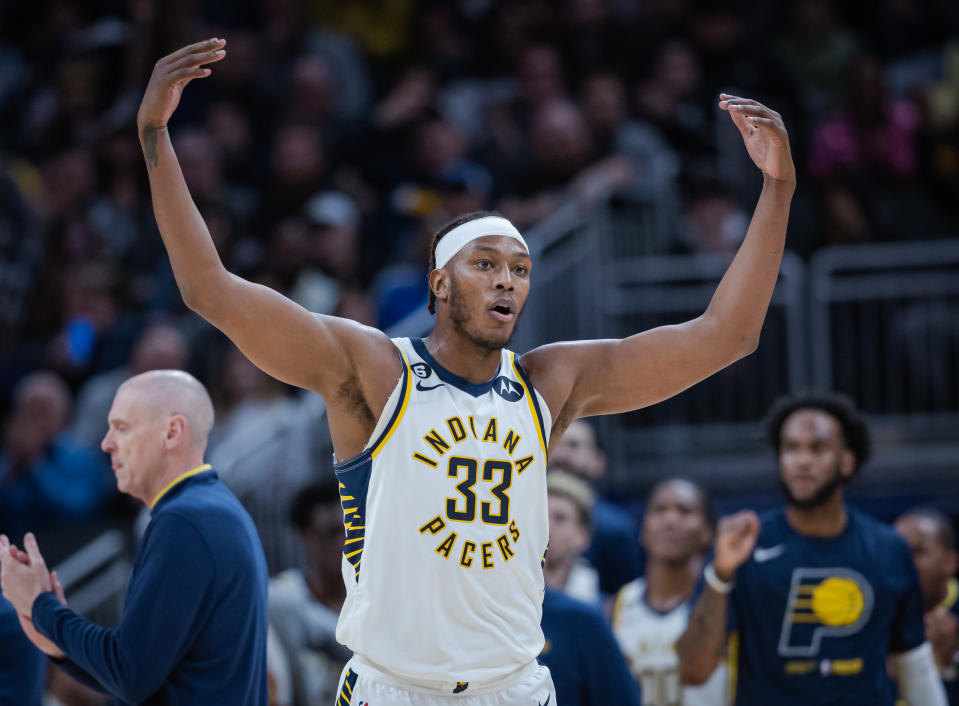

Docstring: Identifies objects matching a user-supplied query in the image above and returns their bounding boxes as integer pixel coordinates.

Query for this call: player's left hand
[0,533,53,617]
[719,94,795,185]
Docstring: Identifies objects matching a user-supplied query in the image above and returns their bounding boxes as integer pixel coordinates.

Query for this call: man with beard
[136,39,795,704]
[676,393,947,706]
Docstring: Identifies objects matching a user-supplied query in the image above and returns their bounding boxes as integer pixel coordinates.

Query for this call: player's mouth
[489,301,515,322]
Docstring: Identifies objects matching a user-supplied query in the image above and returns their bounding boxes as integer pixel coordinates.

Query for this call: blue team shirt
[0,596,45,706]
[32,469,269,706]
[539,587,640,706]
[726,506,925,706]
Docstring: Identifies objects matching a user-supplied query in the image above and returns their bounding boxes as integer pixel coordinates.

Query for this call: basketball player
[137,38,795,704]
[614,478,726,705]
[895,508,959,704]
[675,393,947,706]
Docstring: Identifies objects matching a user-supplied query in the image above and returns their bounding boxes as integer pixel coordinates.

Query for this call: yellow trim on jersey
[370,348,413,459]
[611,583,630,629]
[149,464,212,510]
[510,352,547,459]
[939,578,958,612]
[727,631,739,704]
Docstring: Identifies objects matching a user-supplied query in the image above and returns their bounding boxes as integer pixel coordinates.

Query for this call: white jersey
[614,578,729,706]
[334,337,551,683]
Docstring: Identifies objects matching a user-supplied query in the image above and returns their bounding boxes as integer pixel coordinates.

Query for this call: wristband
[705,563,734,594]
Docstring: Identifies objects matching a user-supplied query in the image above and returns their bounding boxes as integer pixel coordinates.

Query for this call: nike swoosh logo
[538,694,551,706]
[416,381,446,392]
[753,544,785,563]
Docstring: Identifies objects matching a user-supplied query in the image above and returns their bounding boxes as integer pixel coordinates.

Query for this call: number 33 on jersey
[333,337,551,683]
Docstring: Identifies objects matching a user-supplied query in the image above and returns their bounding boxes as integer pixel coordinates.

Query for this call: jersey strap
[510,352,548,458]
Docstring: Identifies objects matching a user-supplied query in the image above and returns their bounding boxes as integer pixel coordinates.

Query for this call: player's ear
[430,269,450,305]
[839,448,855,480]
[164,414,188,449]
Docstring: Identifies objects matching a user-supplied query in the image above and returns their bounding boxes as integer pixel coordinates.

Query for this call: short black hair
[765,392,872,472]
[289,481,342,531]
[427,210,503,314]
[646,477,716,530]
[898,506,957,551]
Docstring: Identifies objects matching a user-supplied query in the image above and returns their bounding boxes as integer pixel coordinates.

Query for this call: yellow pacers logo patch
[811,577,865,627]
[778,568,874,658]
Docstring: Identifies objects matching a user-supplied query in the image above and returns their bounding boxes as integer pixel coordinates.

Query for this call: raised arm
[136,40,398,405]
[676,511,758,685]
[523,95,795,429]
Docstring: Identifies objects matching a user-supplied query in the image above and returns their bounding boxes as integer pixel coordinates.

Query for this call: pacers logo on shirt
[778,568,874,657]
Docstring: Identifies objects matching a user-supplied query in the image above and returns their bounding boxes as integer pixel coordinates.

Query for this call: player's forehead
[781,408,841,442]
[648,480,701,511]
[895,515,940,544]
[457,235,531,260]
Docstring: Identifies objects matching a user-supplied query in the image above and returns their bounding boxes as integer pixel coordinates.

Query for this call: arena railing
[53,529,130,628]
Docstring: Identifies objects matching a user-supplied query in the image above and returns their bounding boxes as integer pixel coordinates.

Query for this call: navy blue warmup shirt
[540,587,640,706]
[32,466,269,706]
[0,596,45,706]
[724,506,926,706]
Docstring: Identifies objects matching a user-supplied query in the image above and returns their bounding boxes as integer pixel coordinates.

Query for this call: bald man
[0,370,269,706]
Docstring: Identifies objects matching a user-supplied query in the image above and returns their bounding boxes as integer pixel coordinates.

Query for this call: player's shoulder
[847,506,910,550]
[612,577,645,624]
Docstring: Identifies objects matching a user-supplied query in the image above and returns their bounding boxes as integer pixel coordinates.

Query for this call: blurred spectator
[613,479,727,706]
[895,508,959,703]
[774,0,859,115]
[0,595,45,706]
[549,419,643,596]
[635,40,714,160]
[205,345,316,572]
[269,481,350,706]
[545,471,600,606]
[809,54,919,182]
[0,371,107,541]
[539,587,641,706]
[71,321,189,448]
[680,176,749,254]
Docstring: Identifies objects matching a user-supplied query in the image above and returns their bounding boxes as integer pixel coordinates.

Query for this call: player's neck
[643,555,702,612]
[785,492,848,538]
[423,327,503,384]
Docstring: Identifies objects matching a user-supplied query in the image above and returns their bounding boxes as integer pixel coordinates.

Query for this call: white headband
[434,216,528,270]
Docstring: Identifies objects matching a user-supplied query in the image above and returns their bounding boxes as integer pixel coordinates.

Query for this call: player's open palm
[719,94,795,185]
[137,38,226,132]
[714,510,760,581]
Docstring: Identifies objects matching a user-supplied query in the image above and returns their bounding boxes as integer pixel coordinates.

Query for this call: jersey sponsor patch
[493,376,524,402]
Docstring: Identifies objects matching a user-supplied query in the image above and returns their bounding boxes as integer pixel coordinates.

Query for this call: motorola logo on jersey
[411,362,432,379]
[778,567,874,657]
[493,376,524,402]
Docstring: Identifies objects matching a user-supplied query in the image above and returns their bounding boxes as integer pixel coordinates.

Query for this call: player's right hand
[137,38,226,132]
[713,510,760,581]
